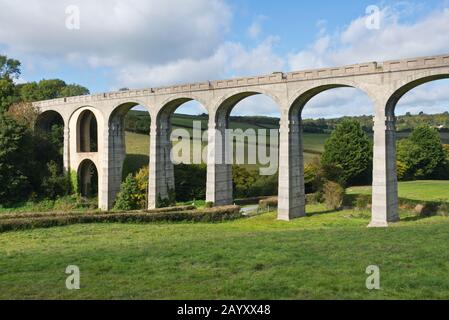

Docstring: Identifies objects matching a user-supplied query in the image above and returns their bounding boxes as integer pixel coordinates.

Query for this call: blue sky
[1,0,449,118]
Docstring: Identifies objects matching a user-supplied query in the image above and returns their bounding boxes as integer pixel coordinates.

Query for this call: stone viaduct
[33,53,449,227]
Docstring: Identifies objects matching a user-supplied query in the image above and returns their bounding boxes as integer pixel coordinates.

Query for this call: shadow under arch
[77,159,98,198]
[34,110,66,172]
[35,110,65,132]
[77,109,98,153]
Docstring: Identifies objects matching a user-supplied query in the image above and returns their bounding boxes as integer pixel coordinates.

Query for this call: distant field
[123,131,329,176]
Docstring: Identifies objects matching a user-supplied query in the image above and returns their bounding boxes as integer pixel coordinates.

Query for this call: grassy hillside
[123,112,449,178]
[1,202,449,299]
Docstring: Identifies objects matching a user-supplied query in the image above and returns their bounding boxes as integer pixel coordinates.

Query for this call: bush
[259,197,278,210]
[305,193,321,205]
[114,174,141,210]
[323,181,345,210]
[134,166,149,208]
[355,194,371,210]
[0,205,241,233]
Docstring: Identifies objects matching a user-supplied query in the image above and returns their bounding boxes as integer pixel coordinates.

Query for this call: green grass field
[1,204,449,299]
[347,180,449,202]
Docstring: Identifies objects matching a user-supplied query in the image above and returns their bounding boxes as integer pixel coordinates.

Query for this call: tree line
[0,55,89,205]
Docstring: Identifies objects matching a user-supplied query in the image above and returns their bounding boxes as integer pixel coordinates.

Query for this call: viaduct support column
[370,113,399,227]
[148,122,175,209]
[105,120,126,210]
[206,117,233,206]
[277,117,306,220]
[63,126,70,173]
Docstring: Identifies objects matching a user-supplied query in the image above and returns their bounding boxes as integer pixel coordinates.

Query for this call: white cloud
[247,15,267,39]
[288,6,449,117]
[115,38,284,88]
[289,7,449,70]
[0,0,231,67]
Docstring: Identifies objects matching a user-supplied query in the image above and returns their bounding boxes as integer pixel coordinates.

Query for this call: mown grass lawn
[1,203,449,300]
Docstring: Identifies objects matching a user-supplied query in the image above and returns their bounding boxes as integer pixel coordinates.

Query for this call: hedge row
[0,205,196,221]
[258,194,319,209]
[346,194,449,216]
[0,205,241,233]
[234,196,272,206]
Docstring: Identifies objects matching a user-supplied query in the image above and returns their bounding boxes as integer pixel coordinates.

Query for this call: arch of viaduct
[33,53,449,227]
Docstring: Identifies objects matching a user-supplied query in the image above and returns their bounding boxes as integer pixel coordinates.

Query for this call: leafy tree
[59,84,90,97]
[0,113,33,204]
[0,79,17,112]
[0,55,21,80]
[17,79,89,102]
[397,125,449,180]
[321,119,373,186]
[0,55,21,112]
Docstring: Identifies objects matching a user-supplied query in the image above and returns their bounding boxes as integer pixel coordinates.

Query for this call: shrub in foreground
[323,181,345,211]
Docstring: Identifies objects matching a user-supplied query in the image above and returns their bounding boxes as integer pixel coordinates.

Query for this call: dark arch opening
[77,110,98,153]
[78,159,98,198]
[35,110,65,160]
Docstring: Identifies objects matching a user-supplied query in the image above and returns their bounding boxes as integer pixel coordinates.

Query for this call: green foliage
[323,181,345,210]
[0,55,21,80]
[232,166,278,199]
[114,174,141,211]
[40,161,71,200]
[397,125,449,180]
[134,166,149,208]
[233,166,257,198]
[174,164,206,201]
[0,113,33,204]
[17,79,89,102]
[70,170,79,194]
[321,120,372,186]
